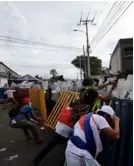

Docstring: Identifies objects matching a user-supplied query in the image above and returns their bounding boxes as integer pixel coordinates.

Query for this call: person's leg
[11,98,19,106]
[23,129,32,141]
[33,132,67,165]
[11,120,41,143]
[11,120,32,140]
[65,149,84,166]
[84,158,101,166]
[24,121,41,143]
[3,98,9,108]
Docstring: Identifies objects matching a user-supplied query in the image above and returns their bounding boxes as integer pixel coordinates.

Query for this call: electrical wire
[95,1,108,21]
[90,1,120,45]
[100,1,107,16]
[0,43,82,52]
[91,1,128,47]
[0,35,81,50]
[91,1,133,48]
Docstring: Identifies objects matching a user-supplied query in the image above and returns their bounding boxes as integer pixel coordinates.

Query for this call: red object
[58,107,74,128]
[21,97,31,104]
[34,117,41,122]
[79,115,86,131]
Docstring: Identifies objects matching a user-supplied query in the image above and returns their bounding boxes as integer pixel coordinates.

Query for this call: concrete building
[109,38,133,75]
[0,62,20,87]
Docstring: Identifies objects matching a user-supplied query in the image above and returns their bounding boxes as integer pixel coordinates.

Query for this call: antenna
[87,12,90,20]
[91,12,97,25]
[77,12,83,26]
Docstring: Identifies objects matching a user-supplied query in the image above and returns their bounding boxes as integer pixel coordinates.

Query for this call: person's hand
[109,80,117,85]
[111,83,117,90]
[113,115,120,124]
[30,119,39,124]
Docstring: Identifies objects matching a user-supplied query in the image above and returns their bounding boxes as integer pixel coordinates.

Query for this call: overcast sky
[0,1,133,79]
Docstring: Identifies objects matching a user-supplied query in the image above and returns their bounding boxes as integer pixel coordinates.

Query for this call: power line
[91,1,133,48]
[0,35,81,50]
[0,43,82,52]
[90,1,119,45]
[100,1,107,15]
[91,1,128,47]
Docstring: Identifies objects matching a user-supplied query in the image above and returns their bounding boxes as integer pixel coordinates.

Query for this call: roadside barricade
[0,88,7,104]
[45,91,79,129]
[101,98,133,166]
[29,89,47,120]
[45,90,111,129]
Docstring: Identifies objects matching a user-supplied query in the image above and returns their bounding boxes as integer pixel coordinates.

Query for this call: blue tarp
[100,98,133,166]
[0,88,7,99]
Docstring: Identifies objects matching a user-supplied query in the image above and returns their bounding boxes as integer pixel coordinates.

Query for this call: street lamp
[73,29,86,34]
[73,28,91,76]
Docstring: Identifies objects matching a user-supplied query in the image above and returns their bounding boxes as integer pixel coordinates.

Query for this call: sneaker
[36,137,44,144]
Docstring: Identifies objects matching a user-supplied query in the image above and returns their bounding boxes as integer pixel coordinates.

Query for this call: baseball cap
[97,105,115,118]
[21,97,30,104]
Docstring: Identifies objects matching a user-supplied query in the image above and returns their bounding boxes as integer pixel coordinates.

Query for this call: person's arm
[102,115,120,140]
[95,80,117,90]
[29,106,36,119]
[95,82,111,90]
[30,118,39,124]
[97,84,117,101]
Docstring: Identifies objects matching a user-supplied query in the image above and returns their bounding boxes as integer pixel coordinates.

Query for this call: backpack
[8,107,20,118]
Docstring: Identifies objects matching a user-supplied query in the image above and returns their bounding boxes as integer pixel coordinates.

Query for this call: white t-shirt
[55,121,73,138]
[55,107,74,138]
[4,90,15,98]
[67,114,110,160]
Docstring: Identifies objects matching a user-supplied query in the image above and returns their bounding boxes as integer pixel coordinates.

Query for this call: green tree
[71,56,103,75]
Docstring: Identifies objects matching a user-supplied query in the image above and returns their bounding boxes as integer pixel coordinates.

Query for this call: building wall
[0,63,8,73]
[122,46,133,74]
[110,38,133,74]
[0,77,7,88]
[110,47,121,73]
[0,63,19,78]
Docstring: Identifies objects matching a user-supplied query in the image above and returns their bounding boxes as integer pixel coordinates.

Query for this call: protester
[20,97,42,124]
[3,88,18,107]
[9,99,44,144]
[32,88,99,166]
[80,77,117,109]
[65,105,120,166]
[81,77,116,93]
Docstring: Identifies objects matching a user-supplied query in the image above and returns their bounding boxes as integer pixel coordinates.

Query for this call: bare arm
[102,116,120,140]
[97,83,117,101]
[30,118,39,124]
[96,82,110,91]
[96,80,117,91]
[97,88,113,101]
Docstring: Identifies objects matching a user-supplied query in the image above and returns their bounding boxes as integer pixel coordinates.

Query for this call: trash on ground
[8,154,19,161]
[0,148,7,152]
[40,127,45,130]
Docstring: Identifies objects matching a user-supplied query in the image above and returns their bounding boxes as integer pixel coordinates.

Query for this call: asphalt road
[0,107,66,166]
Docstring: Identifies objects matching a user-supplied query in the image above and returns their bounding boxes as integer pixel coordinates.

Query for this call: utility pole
[77,13,96,76]
[83,45,87,77]
[79,56,82,80]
